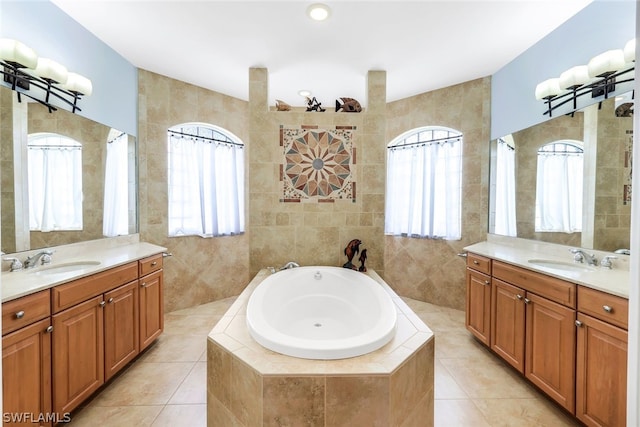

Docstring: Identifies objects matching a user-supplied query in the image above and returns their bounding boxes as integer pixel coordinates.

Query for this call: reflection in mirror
[0,86,138,254]
[489,95,632,252]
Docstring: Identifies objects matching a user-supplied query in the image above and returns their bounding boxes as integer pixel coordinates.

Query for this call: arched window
[535,140,583,233]
[28,132,83,231]
[385,126,462,240]
[167,123,245,237]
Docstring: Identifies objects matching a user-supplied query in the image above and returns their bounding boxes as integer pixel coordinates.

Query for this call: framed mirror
[0,85,138,254]
[489,94,633,252]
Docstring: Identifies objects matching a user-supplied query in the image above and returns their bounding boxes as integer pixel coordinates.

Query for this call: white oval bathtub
[246,266,397,360]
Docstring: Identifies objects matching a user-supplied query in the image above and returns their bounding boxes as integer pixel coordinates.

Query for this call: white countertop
[1,242,167,303]
[464,239,629,299]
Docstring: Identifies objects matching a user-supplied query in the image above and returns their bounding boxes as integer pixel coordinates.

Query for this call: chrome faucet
[600,255,617,269]
[280,261,299,270]
[3,257,23,272]
[569,248,598,266]
[24,250,54,269]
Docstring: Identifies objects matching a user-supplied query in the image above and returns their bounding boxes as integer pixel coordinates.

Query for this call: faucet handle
[3,257,23,272]
[569,248,584,263]
[600,256,617,269]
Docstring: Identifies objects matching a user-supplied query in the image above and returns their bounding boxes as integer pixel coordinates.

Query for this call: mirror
[0,85,138,254]
[489,95,633,252]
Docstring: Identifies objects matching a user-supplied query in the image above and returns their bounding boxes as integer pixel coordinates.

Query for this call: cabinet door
[52,295,104,415]
[465,268,491,345]
[140,269,164,351]
[104,280,139,381]
[2,318,52,426]
[491,278,525,373]
[576,313,627,427]
[525,293,576,413]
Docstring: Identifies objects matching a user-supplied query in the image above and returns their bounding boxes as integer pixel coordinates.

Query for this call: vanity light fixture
[536,39,634,117]
[0,38,92,114]
[307,3,331,21]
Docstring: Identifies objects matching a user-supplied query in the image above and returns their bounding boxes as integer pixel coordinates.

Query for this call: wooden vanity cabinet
[139,254,164,351]
[465,253,492,346]
[104,280,140,381]
[490,260,577,413]
[2,290,53,426]
[575,286,628,427]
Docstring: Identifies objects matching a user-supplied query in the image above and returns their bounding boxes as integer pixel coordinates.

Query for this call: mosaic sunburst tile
[280,125,356,203]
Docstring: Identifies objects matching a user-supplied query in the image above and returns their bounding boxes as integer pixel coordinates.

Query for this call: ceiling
[51,0,593,109]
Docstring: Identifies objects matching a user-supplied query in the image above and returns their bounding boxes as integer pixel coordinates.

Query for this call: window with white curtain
[167,123,245,237]
[103,130,129,237]
[385,126,462,240]
[494,136,517,236]
[535,140,583,233]
[28,132,83,231]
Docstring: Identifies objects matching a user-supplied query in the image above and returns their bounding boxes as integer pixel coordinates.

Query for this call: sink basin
[527,259,596,273]
[30,261,101,275]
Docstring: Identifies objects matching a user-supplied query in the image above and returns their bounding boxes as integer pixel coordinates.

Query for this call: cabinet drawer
[52,262,138,313]
[139,254,163,277]
[492,261,576,308]
[578,286,628,330]
[2,289,51,335]
[467,253,491,275]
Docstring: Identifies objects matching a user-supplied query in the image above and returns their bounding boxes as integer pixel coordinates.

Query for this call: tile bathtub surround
[207,269,435,426]
[62,294,578,427]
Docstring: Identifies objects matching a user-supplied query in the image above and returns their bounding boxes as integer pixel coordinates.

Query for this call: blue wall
[1,1,138,136]
[491,1,635,139]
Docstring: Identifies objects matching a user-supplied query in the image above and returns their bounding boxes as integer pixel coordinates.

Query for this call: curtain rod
[168,129,243,147]
[389,134,462,149]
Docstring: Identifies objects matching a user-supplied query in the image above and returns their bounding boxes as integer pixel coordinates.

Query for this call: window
[385,126,462,240]
[103,130,129,237]
[535,140,583,233]
[494,136,517,236]
[167,123,245,237]
[28,132,83,231]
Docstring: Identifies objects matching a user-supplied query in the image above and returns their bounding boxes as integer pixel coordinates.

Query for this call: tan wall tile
[263,376,325,426]
[325,376,390,427]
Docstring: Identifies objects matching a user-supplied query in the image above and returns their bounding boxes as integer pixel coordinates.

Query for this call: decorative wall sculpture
[280,125,356,203]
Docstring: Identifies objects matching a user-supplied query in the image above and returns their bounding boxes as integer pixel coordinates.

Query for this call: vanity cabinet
[2,290,52,426]
[491,260,576,412]
[465,253,492,346]
[575,286,628,427]
[50,261,144,414]
[139,254,164,351]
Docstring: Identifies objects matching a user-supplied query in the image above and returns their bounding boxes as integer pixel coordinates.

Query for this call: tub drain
[314,323,322,327]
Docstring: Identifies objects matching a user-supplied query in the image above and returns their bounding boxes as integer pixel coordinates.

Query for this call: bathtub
[246,266,397,360]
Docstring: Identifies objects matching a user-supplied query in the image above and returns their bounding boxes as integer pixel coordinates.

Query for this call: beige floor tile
[89,362,194,406]
[439,358,537,399]
[435,399,491,427]
[472,398,581,426]
[435,359,468,399]
[139,334,207,362]
[170,297,236,316]
[151,404,207,427]
[163,313,223,336]
[169,362,207,404]
[67,405,163,426]
[434,330,495,360]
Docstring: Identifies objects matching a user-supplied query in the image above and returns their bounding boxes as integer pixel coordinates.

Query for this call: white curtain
[385,139,462,240]
[535,152,583,233]
[28,137,83,231]
[168,133,244,237]
[103,133,129,237]
[494,139,517,236]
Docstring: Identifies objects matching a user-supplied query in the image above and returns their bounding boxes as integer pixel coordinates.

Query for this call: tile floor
[67,296,580,426]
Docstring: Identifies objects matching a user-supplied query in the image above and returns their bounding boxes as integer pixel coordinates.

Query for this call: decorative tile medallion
[280,125,356,203]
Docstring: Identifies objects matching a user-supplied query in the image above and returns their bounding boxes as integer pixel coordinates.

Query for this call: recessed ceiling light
[298,89,312,97]
[307,3,331,21]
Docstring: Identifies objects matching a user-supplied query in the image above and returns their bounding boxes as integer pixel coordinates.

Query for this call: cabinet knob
[151,261,157,266]
[45,326,53,333]
[15,310,25,319]
[473,260,479,265]
[141,282,146,288]
[99,301,106,308]
[603,305,613,313]
[516,294,523,300]
[575,320,583,327]
[108,298,114,304]
[524,297,531,305]
[484,280,490,285]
